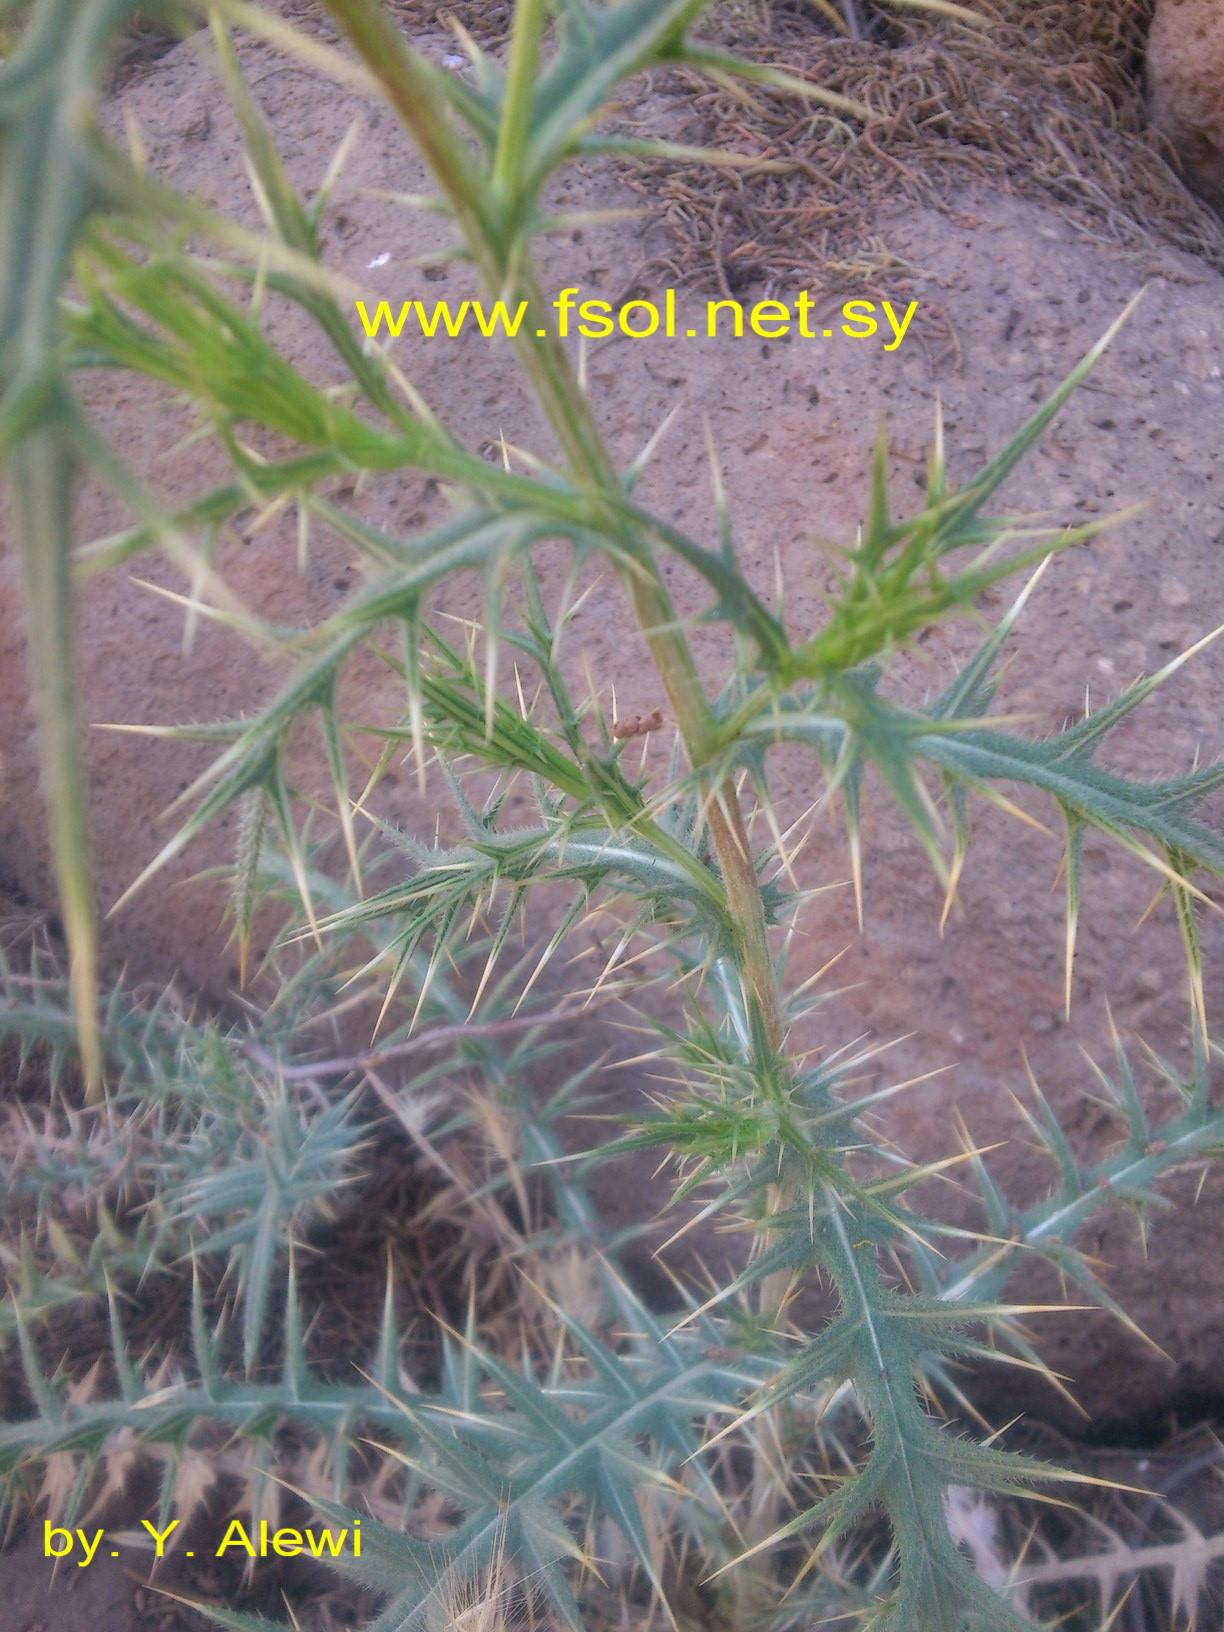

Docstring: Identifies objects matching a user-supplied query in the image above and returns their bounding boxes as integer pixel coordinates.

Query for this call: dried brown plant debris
[616,0,1224,307]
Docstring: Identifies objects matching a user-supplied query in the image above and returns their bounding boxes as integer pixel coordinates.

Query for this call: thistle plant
[2,1,1224,1629]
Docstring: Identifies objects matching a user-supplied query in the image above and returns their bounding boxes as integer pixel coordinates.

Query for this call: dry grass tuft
[611,0,1224,309]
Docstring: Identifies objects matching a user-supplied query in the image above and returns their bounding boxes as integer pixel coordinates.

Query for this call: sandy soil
[1,1529,202,1632]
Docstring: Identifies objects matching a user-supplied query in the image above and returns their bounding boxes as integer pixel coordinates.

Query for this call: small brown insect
[612,708,664,741]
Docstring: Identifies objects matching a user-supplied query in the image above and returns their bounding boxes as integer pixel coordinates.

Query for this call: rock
[1148,0,1224,209]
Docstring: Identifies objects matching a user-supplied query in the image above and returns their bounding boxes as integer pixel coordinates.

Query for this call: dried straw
[612,0,1224,301]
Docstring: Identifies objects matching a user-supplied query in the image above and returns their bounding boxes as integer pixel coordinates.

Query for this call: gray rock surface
[1149,0,1224,207]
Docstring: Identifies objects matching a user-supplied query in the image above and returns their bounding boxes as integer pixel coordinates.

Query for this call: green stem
[506,268,784,1049]
[324,0,790,1593]
[13,424,103,1097]
[492,0,545,201]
